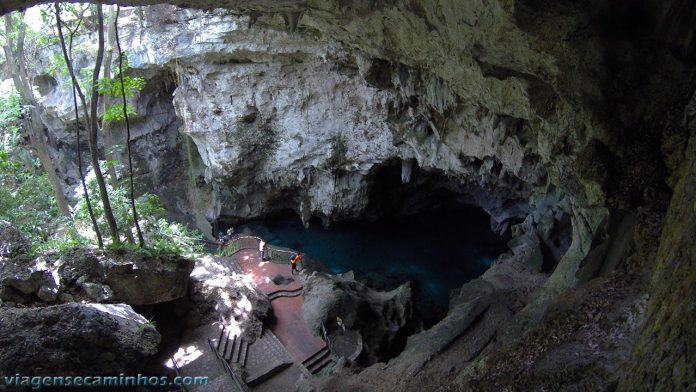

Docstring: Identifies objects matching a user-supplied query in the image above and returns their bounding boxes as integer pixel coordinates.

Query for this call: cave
[232,161,512,327]
[0,1,695,392]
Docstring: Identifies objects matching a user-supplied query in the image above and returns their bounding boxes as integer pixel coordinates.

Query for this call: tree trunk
[101,7,119,190]
[101,7,134,244]
[88,4,121,245]
[115,5,145,247]
[55,3,104,248]
[2,14,71,216]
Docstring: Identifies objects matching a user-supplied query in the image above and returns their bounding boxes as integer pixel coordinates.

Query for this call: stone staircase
[227,259,245,275]
[267,286,303,301]
[243,329,294,386]
[213,327,249,367]
[301,346,335,375]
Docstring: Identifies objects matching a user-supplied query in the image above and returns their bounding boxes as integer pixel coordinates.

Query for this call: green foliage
[46,53,68,77]
[144,218,204,257]
[73,165,204,257]
[98,75,145,98]
[217,240,241,257]
[103,103,137,124]
[0,12,25,50]
[99,75,145,125]
[77,66,95,96]
[0,150,61,245]
[0,84,22,151]
[137,316,157,333]
[0,77,63,247]
[32,225,89,255]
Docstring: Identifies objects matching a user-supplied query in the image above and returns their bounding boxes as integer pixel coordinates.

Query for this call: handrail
[207,338,248,392]
[169,355,188,392]
[320,322,336,358]
[223,235,296,264]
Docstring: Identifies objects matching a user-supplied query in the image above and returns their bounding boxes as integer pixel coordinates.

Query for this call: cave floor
[211,248,335,390]
[177,246,347,391]
[230,249,326,364]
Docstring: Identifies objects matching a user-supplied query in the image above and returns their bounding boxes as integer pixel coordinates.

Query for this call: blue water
[238,206,509,317]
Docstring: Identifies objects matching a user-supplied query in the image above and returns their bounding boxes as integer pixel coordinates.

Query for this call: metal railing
[223,236,297,264]
[207,338,248,392]
[168,355,188,392]
[320,322,336,358]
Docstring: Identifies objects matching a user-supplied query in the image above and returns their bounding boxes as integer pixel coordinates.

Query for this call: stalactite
[401,158,414,183]
[248,11,260,29]
[282,11,303,33]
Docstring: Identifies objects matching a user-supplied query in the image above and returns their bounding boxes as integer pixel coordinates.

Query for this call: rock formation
[301,271,412,364]
[0,227,193,305]
[0,0,694,390]
[0,303,160,376]
[188,254,271,341]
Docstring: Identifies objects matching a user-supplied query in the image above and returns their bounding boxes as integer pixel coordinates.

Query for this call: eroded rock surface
[57,248,194,305]
[188,255,271,341]
[0,220,31,260]
[0,303,160,376]
[301,271,412,364]
[0,255,60,305]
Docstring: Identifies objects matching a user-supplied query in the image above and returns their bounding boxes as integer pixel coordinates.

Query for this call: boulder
[100,251,194,305]
[272,274,295,285]
[36,276,60,302]
[0,303,160,376]
[0,220,31,259]
[0,285,30,304]
[188,255,270,341]
[0,255,61,303]
[0,255,47,295]
[301,271,413,364]
[54,248,195,305]
[82,282,115,302]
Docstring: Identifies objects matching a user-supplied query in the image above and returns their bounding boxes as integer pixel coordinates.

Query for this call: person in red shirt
[290,252,301,275]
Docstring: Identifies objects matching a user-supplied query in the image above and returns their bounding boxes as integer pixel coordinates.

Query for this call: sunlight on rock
[238,294,252,312]
[166,345,203,368]
[34,256,48,271]
[236,273,256,291]
[221,318,242,337]
[191,254,229,280]
[85,304,148,323]
[220,291,233,307]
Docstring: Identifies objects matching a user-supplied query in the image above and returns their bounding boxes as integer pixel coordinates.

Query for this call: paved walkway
[231,249,326,362]
[226,248,329,388]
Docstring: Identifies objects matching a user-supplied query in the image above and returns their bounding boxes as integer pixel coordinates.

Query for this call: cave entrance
[237,161,511,327]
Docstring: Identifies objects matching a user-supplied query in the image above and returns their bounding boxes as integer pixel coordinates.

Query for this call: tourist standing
[337,316,346,335]
[290,252,301,275]
[259,239,266,260]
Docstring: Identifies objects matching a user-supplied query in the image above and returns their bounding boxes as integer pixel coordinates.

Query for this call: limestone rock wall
[16,0,688,342]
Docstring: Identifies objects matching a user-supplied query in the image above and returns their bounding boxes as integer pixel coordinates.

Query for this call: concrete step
[308,354,334,375]
[244,329,294,386]
[214,327,248,366]
[301,347,334,374]
[227,259,245,274]
[267,286,303,301]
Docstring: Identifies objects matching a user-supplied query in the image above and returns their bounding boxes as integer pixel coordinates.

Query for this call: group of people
[217,227,235,246]
[218,227,302,274]
[256,237,302,275]
[216,228,347,333]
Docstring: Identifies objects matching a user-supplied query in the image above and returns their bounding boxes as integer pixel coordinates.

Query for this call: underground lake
[233,203,511,322]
